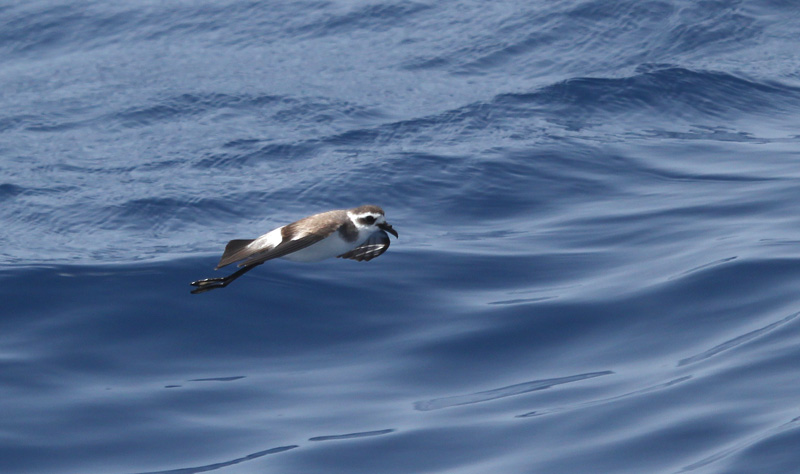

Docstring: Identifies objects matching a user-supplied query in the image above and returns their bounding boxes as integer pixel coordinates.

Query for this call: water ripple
[414,371,614,411]
[309,429,395,442]
[677,312,800,367]
[135,445,298,474]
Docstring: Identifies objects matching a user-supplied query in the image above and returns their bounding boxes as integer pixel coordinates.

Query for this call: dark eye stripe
[359,216,376,225]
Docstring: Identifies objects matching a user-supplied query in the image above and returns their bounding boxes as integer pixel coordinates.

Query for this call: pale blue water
[3,1,800,473]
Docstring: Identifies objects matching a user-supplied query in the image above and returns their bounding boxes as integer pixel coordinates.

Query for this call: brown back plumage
[350,205,384,215]
[281,209,348,240]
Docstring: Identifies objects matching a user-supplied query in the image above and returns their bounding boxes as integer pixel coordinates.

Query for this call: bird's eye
[361,216,376,225]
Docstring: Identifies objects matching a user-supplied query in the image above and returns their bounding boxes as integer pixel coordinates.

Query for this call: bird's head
[348,205,398,238]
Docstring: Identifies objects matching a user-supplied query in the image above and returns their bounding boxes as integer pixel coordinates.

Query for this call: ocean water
[3,1,800,472]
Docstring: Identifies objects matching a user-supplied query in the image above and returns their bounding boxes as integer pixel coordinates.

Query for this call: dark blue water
[3,1,800,472]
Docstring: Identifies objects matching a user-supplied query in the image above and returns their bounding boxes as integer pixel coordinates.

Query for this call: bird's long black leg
[190,263,262,294]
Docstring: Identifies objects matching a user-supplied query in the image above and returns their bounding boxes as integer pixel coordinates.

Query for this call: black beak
[378,222,398,238]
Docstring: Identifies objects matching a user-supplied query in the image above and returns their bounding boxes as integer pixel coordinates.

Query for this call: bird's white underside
[280,232,362,262]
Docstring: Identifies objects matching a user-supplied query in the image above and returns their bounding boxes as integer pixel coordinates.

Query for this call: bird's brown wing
[237,233,330,267]
[215,210,348,269]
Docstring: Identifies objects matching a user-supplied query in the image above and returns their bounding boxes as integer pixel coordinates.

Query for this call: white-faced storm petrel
[190,205,398,294]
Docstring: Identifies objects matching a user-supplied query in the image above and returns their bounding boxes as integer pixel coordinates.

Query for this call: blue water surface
[3,1,800,473]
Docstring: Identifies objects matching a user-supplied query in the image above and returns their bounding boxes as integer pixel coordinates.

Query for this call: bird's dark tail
[216,239,256,269]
